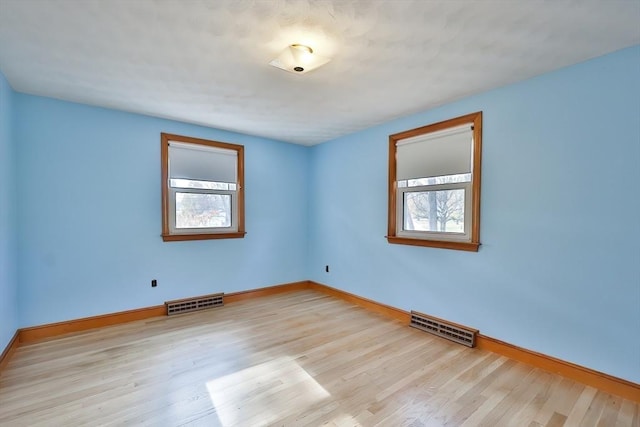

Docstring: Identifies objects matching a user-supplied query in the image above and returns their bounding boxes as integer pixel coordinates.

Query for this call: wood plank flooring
[0,290,638,426]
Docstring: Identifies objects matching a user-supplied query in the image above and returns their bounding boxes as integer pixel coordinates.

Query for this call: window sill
[162,232,246,242]
[386,236,479,252]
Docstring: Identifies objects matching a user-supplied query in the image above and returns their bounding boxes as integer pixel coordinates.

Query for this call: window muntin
[161,133,245,241]
[387,112,482,251]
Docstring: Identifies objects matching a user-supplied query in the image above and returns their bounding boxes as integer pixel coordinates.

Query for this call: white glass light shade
[269,44,330,74]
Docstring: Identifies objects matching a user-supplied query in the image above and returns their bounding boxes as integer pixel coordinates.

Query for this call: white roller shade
[396,124,473,180]
[169,141,237,183]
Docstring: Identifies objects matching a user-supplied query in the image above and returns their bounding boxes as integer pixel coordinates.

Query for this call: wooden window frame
[161,133,245,242]
[387,112,482,252]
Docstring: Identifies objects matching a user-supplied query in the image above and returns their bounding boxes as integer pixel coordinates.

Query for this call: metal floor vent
[410,310,478,348]
[165,293,224,315]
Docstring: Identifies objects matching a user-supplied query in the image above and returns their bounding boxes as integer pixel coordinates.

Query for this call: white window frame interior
[161,133,245,242]
[387,111,482,251]
[168,141,238,235]
[168,186,238,235]
[395,125,474,242]
[396,181,472,242]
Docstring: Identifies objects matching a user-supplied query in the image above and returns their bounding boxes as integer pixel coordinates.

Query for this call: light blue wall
[14,95,309,327]
[5,45,639,383]
[309,46,640,383]
[0,72,18,350]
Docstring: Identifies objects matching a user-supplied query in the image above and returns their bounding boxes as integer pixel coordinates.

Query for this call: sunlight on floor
[206,356,330,426]
[328,413,365,426]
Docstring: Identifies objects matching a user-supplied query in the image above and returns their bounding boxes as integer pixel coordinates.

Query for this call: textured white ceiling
[0,0,638,145]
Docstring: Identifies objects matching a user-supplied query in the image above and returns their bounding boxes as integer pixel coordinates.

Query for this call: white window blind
[396,124,473,180]
[169,141,237,183]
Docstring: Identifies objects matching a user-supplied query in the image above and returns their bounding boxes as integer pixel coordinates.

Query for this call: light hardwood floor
[0,291,638,426]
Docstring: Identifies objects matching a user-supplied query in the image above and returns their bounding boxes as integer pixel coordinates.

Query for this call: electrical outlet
[151,279,157,287]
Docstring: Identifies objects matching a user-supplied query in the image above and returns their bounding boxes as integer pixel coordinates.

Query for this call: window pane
[407,173,471,187]
[175,193,231,228]
[170,178,231,190]
[403,189,465,233]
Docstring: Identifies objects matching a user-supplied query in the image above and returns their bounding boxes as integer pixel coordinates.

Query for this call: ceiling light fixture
[269,44,330,75]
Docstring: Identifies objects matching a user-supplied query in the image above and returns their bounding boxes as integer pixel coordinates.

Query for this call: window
[161,133,245,241]
[387,112,482,251]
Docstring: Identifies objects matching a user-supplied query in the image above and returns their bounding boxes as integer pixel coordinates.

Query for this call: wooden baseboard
[308,280,640,403]
[308,281,410,322]
[475,334,640,402]
[19,305,166,344]
[225,281,311,304]
[3,280,639,402]
[16,281,312,344]
[0,331,20,372]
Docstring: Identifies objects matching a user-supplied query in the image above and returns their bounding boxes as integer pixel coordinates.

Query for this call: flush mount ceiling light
[269,44,330,75]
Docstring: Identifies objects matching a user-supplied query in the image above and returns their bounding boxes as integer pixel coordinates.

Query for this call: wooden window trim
[161,133,245,242]
[387,112,482,252]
